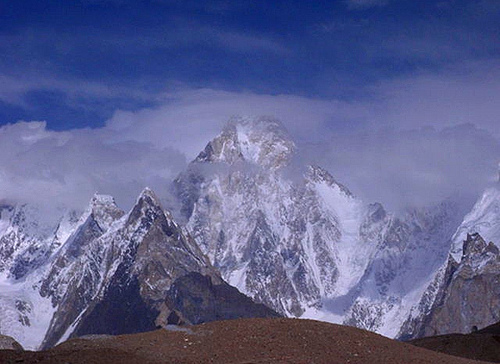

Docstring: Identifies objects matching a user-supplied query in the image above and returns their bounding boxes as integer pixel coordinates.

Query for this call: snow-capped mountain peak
[136,186,157,201]
[2,116,499,351]
[195,116,295,169]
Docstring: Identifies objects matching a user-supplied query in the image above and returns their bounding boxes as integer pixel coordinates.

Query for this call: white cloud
[1,60,499,218]
[0,121,185,216]
[103,82,499,211]
[105,88,360,159]
[307,124,500,211]
[370,60,500,138]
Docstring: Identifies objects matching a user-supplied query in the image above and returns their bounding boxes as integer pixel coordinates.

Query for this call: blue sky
[2,0,499,129]
[0,0,499,213]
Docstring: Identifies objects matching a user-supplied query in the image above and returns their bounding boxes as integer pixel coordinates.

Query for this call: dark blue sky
[1,0,499,130]
[0,0,499,213]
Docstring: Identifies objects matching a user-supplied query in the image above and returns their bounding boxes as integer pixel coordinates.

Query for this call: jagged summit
[3,116,500,351]
[450,186,500,262]
[407,232,500,338]
[132,187,163,214]
[89,193,116,207]
[306,165,353,197]
[195,116,295,169]
[36,186,223,349]
[137,186,157,201]
[127,186,170,227]
[174,116,476,339]
[79,193,124,234]
[464,233,491,257]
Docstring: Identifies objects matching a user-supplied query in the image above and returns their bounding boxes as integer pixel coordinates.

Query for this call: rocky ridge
[0,187,278,350]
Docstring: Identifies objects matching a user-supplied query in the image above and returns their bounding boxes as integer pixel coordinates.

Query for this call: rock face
[401,233,500,338]
[39,188,231,349]
[164,272,280,325]
[175,117,373,317]
[449,186,500,262]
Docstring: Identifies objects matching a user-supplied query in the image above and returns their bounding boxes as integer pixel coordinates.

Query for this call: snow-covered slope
[450,185,500,262]
[0,273,54,350]
[0,195,121,349]
[343,199,464,338]
[0,203,83,350]
[0,204,79,280]
[37,188,220,349]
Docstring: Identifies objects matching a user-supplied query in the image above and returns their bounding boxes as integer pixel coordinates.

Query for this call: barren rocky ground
[0,318,492,363]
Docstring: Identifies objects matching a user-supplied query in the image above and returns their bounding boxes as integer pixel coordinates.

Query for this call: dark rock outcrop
[0,334,23,351]
[164,272,281,325]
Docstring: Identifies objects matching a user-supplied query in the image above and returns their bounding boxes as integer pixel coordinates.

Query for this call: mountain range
[0,116,499,350]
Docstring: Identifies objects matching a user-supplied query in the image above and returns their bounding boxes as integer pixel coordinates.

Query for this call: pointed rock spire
[86,193,124,232]
[127,187,172,228]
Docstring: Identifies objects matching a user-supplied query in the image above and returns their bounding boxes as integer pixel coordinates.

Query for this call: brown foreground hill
[0,318,491,364]
[411,320,500,363]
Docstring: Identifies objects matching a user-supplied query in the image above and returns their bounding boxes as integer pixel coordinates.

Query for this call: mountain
[343,199,465,337]
[175,116,370,317]
[400,185,500,339]
[0,204,79,280]
[174,115,467,337]
[1,115,498,348]
[422,232,500,335]
[0,188,278,350]
[0,203,81,350]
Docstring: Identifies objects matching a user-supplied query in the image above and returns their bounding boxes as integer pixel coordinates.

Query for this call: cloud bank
[0,121,185,217]
[1,61,499,217]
